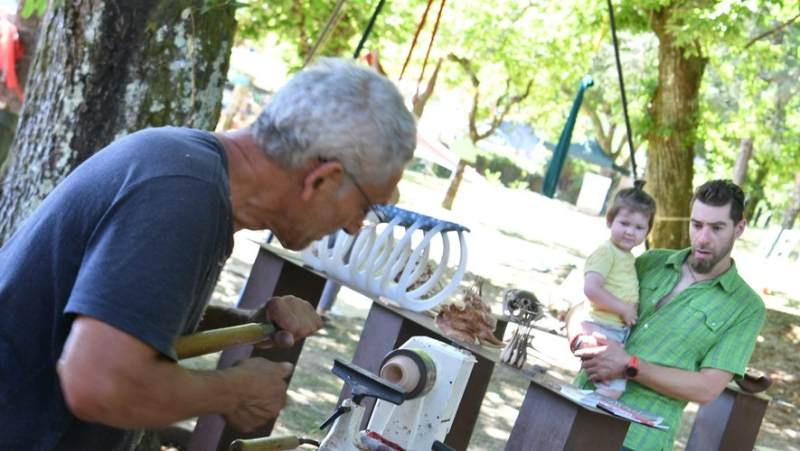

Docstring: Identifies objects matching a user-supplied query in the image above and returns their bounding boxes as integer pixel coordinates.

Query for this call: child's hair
[606,183,657,232]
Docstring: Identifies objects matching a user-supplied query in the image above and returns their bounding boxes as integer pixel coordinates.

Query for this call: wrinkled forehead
[691,200,735,225]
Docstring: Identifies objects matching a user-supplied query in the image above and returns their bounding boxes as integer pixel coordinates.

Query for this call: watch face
[625,366,638,378]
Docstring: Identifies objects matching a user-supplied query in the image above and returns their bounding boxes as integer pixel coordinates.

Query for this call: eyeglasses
[319,157,386,223]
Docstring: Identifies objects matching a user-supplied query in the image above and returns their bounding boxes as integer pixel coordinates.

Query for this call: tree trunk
[744,163,769,223]
[733,137,753,186]
[441,159,467,210]
[645,8,708,249]
[781,172,800,230]
[412,58,443,119]
[0,0,237,244]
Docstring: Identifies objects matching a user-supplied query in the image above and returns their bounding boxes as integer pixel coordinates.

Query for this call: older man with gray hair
[0,58,417,450]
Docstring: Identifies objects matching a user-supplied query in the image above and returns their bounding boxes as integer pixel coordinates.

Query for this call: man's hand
[250,295,323,348]
[621,303,638,326]
[576,339,629,383]
[572,331,606,354]
[223,358,293,432]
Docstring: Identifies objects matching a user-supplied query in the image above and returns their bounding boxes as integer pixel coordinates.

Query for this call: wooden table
[188,243,634,451]
[686,383,771,451]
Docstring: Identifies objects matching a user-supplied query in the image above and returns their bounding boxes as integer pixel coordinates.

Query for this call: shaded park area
[0,1,798,450]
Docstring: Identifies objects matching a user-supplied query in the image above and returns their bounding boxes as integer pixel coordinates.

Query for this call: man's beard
[688,235,735,274]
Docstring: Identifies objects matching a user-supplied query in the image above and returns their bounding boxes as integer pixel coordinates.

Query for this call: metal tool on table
[228,337,474,451]
[367,336,476,450]
[499,289,543,369]
[318,358,407,450]
[228,357,408,451]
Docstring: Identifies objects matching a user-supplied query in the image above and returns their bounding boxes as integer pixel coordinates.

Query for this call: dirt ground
[182,171,800,450]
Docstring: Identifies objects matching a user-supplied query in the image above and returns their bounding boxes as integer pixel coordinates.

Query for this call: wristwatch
[624,355,640,379]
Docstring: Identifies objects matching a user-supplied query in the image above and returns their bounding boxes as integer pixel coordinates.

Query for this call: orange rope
[416,0,446,96]
[399,0,435,81]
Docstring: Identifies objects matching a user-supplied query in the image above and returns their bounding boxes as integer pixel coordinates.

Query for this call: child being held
[573,185,656,399]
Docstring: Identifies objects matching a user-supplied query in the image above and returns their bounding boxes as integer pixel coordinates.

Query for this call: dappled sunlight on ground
[193,172,800,450]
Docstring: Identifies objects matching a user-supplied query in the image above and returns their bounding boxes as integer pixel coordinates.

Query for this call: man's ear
[734,218,746,239]
[300,159,344,201]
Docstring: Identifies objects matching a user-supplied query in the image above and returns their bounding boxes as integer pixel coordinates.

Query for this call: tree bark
[645,8,708,249]
[733,137,753,186]
[744,163,769,223]
[0,0,237,244]
[781,172,800,230]
[441,159,468,210]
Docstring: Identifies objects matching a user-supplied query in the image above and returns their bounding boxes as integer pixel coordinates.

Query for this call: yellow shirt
[584,240,639,326]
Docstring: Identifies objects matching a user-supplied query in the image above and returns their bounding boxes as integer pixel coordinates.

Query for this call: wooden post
[506,381,629,450]
[686,384,770,451]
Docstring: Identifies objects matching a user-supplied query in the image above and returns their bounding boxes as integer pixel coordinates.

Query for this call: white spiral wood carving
[301,205,470,312]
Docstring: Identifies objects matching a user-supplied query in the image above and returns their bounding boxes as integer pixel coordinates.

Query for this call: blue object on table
[376,205,470,233]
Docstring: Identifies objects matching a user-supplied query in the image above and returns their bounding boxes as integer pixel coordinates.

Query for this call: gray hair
[251,58,417,185]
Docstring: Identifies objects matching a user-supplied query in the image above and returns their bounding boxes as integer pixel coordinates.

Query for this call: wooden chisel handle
[175,323,276,360]
[229,436,303,451]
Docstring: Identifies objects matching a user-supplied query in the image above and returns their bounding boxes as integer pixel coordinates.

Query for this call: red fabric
[364,431,405,450]
[0,18,24,101]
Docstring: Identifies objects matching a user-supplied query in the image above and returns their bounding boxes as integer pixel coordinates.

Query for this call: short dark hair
[606,187,657,232]
[692,179,745,223]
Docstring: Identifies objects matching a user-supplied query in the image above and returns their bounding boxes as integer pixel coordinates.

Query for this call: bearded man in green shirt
[572,180,766,451]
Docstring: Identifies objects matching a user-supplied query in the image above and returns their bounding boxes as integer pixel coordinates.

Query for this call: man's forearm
[59,317,239,428]
[195,304,253,332]
[635,361,733,405]
[63,359,240,428]
[578,341,733,405]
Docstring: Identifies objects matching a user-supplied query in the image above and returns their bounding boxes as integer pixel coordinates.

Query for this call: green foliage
[698,5,800,213]
[21,0,53,18]
[483,169,504,187]
[235,0,418,70]
[473,152,540,192]
[199,0,248,14]
[231,0,798,217]
[432,163,452,179]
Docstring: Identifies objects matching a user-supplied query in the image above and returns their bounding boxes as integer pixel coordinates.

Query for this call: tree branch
[412,58,444,118]
[744,12,800,50]
[476,78,534,142]
[448,53,481,142]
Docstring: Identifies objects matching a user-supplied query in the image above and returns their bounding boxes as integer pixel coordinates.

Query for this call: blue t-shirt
[0,127,234,450]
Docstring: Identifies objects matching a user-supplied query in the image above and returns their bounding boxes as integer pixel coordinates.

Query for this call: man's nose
[696,226,712,242]
[342,218,364,235]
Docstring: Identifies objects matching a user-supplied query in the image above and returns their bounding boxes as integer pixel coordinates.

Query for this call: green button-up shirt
[574,248,765,450]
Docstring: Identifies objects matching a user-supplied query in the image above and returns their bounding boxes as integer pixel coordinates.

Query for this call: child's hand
[622,304,638,326]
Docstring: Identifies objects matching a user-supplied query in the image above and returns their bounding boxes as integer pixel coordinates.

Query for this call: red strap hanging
[415,0,446,96]
[399,0,435,81]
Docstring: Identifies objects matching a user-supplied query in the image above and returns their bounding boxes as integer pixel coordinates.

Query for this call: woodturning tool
[174,323,276,360]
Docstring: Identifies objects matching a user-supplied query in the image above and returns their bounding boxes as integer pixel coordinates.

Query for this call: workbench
[187,243,636,450]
